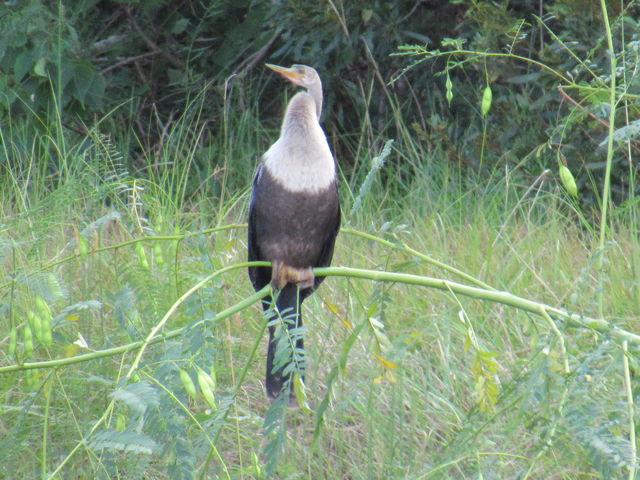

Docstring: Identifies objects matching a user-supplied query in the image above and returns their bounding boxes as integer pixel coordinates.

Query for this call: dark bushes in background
[0,0,638,205]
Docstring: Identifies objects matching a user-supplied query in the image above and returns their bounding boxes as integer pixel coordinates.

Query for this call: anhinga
[248,64,340,399]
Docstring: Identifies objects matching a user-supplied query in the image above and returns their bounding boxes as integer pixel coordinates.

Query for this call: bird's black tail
[265,283,304,399]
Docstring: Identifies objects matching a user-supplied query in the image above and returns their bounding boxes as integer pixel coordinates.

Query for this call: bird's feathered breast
[250,165,339,270]
[262,92,335,194]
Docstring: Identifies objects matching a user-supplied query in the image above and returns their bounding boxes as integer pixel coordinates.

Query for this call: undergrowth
[0,110,637,478]
[1,3,639,477]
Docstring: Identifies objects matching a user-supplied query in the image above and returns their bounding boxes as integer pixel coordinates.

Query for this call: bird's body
[248,64,340,399]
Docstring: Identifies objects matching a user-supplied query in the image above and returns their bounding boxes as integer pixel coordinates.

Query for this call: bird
[248,64,340,399]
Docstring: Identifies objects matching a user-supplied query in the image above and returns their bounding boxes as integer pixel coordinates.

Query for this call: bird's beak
[266,63,304,86]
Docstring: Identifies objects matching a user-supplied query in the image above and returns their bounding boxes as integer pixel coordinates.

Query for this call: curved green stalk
[5,262,640,379]
[392,48,572,84]
[315,266,640,345]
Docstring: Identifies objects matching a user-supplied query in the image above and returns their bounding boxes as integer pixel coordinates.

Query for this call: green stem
[622,341,637,480]
[42,374,52,480]
[597,0,617,319]
[314,266,640,345]
[6,263,640,380]
[393,48,571,84]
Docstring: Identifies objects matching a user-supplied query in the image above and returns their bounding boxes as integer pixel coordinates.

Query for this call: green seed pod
[293,374,312,414]
[25,369,36,390]
[153,242,164,267]
[559,165,578,197]
[179,368,197,400]
[41,319,52,347]
[28,310,42,342]
[28,369,40,390]
[481,85,492,117]
[35,296,52,319]
[116,414,126,431]
[8,327,17,357]
[78,233,89,257]
[23,325,33,358]
[135,242,149,269]
[204,365,216,391]
[36,298,53,347]
[445,73,453,105]
[196,368,216,409]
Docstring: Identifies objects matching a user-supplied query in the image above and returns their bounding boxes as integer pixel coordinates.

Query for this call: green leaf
[72,61,94,106]
[85,71,105,109]
[506,72,540,84]
[599,119,640,147]
[33,57,47,77]
[170,17,190,34]
[13,50,33,82]
[111,381,160,414]
[89,429,158,454]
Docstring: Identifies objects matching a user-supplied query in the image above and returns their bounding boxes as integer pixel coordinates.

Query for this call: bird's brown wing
[247,163,271,292]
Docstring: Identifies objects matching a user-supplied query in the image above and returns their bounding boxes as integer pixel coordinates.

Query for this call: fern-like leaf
[89,429,159,455]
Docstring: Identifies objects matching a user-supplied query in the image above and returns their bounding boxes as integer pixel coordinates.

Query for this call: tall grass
[1,23,639,480]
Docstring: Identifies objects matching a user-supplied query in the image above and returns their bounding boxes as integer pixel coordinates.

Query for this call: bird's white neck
[263,93,335,194]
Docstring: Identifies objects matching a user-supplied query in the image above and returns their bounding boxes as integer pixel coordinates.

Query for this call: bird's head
[265,64,320,91]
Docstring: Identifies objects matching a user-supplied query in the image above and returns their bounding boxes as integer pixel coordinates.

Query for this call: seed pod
[78,233,89,257]
[41,319,52,347]
[445,73,453,105]
[293,374,312,414]
[196,368,216,409]
[156,213,165,231]
[116,414,126,431]
[8,327,17,357]
[171,225,181,260]
[28,310,43,342]
[481,84,492,117]
[179,368,197,401]
[35,296,52,320]
[153,242,164,267]
[36,298,53,347]
[204,365,216,391]
[135,242,149,269]
[559,164,578,197]
[23,325,33,358]
[25,369,36,390]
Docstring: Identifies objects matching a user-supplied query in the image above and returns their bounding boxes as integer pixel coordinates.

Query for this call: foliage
[0,116,638,477]
[0,1,639,479]
[1,1,638,206]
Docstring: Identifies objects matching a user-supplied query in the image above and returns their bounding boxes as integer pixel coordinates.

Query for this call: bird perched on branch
[248,64,340,399]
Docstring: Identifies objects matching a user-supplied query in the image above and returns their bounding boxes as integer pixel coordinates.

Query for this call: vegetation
[1,0,639,479]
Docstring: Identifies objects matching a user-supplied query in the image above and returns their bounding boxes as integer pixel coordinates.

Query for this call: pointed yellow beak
[265,63,304,85]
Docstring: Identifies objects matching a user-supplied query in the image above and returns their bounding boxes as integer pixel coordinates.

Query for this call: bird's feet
[272,261,315,289]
